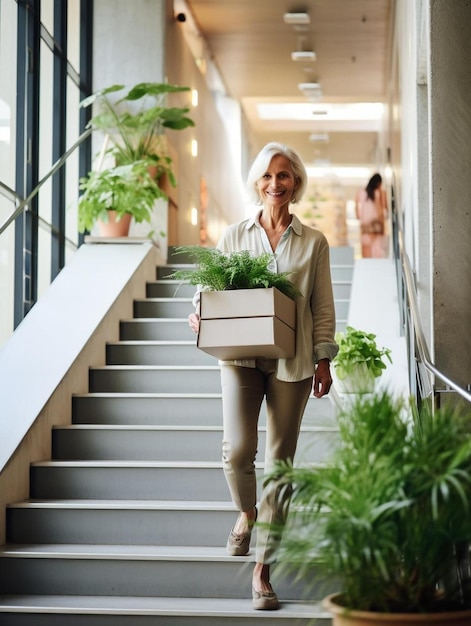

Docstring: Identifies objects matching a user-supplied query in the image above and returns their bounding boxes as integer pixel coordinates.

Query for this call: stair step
[119,319,195,341]
[146,281,196,299]
[0,544,331,601]
[134,298,194,319]
[157,264,193,280]
[330,265,353,282]
[0,595,329,625]
[106,341,215,365]
[6,500,237,546]
[29,461,264,500]
[71,393,224,425]
[88,365,222,394]
[71,393,337,426]
[51,424,338,461]
[334,299,349,319]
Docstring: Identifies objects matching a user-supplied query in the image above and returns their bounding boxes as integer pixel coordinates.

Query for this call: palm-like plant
[268,392,471,614]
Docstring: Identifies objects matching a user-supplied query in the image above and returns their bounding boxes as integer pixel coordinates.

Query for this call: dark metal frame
[13,0,93,328]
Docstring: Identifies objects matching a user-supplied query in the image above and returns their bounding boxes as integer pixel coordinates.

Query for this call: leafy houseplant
[77,160,164,234]
[168,245,302,301]
[333,325,392,393]
[80,82,195,185]
[268,392,471,623]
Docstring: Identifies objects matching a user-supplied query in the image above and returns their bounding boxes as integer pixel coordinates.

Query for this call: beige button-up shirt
[204,211,338,382]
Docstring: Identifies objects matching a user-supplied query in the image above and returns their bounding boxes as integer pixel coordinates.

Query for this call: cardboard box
[197,288,296,359]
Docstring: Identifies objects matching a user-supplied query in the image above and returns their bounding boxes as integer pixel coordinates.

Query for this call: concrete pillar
[429,0,471,391]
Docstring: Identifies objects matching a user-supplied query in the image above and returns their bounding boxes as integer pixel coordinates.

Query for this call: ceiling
[180,0,394,188]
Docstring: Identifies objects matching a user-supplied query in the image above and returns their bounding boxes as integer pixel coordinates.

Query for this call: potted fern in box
[333,325,392,393]
[268,391,471,625]
[168,246,301,359]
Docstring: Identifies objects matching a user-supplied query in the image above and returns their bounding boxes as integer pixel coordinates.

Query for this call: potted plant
[168,245,301,300]
[168,245,302,359]
[267,391,471,625]
[333,325,392,393]
[77,160,164,236]
[80,82,195,185]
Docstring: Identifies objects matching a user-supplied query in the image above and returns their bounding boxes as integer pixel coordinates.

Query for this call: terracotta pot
[97,211,132,237]
[323,594,471,626]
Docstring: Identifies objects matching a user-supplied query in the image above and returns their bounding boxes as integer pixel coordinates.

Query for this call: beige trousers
[220,360,313,563]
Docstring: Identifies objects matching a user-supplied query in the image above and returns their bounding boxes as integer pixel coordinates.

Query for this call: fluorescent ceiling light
[257,102,385,121]
[306,166,372,180]
[291,51,316,62]
[283,12,310,25]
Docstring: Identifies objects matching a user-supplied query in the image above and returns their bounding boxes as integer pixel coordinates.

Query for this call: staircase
[0,246,353,625]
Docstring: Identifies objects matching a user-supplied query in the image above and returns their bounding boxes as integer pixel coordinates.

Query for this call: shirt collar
[246,210,303,236]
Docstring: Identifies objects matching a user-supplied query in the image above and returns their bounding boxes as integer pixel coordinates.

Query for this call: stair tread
[0,544,257,561]
[0,595,327,618]
[31,460,231,468]
[52,424,338,432]
[90,365,220,371]
[135,297,193,302]
[8,499,236,511]
[72,391,222,398]
[108,340,197,345]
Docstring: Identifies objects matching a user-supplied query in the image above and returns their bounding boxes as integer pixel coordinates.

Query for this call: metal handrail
[394,196,471,406]
[0,127,92,236]
[0,181,22,207]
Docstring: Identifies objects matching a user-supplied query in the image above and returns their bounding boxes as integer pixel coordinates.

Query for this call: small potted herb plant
[333,325,392,393]
[268,391,471,625]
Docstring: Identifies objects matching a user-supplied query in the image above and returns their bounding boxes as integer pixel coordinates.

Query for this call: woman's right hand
[188,312,200,333]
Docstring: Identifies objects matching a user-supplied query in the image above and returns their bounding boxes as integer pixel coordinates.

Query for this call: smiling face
[256,154,299,209]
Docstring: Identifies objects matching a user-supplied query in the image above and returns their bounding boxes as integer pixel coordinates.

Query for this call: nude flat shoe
[226,507,257,556]
[252,586,280,610]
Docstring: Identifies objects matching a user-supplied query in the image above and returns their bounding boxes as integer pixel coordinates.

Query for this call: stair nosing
[7,499,236,511]
[0,595,327,618]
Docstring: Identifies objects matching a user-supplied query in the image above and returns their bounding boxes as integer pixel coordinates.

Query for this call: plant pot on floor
[323,594,471,626]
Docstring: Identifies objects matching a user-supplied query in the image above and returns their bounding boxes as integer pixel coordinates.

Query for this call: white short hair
[246,142,308,205]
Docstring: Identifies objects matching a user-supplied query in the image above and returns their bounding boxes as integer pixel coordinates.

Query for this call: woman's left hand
[313,359,332,398]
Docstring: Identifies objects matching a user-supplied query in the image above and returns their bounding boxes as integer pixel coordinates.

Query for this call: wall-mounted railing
[391,185,471,409]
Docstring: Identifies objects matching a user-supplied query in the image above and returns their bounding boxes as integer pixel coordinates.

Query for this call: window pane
[0,0,18,344]
[37,39,54,297]
[65,76,80,247]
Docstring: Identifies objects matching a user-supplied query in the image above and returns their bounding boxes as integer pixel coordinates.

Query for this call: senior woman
[188,142,338,610]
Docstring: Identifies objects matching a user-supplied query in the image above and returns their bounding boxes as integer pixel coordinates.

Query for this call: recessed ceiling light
[298,83,323,101]
[309,133,330,143]
[298,82,321,91]
[291,51,316,62]
[283,12,310,25]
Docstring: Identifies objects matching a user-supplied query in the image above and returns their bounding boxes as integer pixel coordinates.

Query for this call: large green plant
[334,325,392,380]
[268,392,471,613]
[77,160,164,233]
[168,245,302,301]
[80,82,195,184]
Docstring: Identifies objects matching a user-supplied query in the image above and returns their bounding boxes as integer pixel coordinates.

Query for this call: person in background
[188,142,338,610]
[355,173,388,258]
